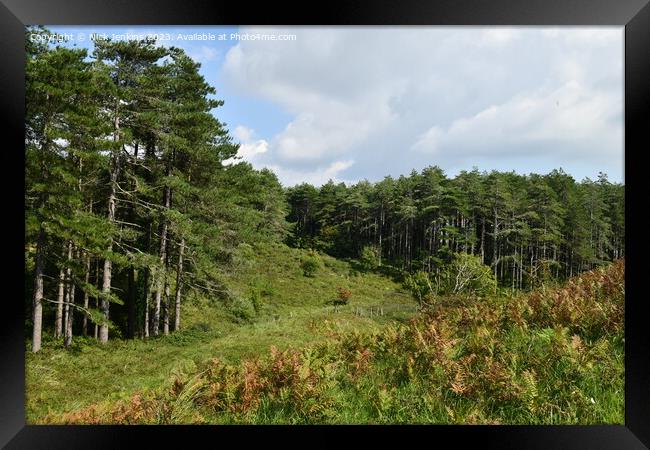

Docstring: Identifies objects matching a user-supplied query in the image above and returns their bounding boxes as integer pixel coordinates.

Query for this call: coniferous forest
[26,29,287,351]
[286,167,624,285]
[25,28,625,424]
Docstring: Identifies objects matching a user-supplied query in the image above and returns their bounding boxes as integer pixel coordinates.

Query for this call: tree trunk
[512,251,517,294]
[31,228,46,352]
[63,243,75,347]
[493,208,498,280]
[81,200,93,337]
[153,214,168,336]
[94,259,100,339]
[100,108,122,343]
[144,268,150,338]
[54,251,65,339]
[62,244,72,337]
[126,144,138,339]
[143,221,152,338]
[480,218,485,264]
[163,235,171,336]
[519,244,524,289]
[127,267,136,339]
[163,274,170,336]
[500,247,504,280]
[153,155,172,336]
[174,238,185,332]
[378,207,383,266]
[100,216,115,342]
[82,253,91,337]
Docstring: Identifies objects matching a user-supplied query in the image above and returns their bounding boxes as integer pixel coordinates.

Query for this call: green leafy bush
[229,297,256,323]
[403,271,435,306]
[359,245,380,271]
[402,253,507,303]
[442,253,497,296]
[300,255,321,277]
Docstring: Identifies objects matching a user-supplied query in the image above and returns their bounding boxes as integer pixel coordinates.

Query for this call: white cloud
[221,27,623,185]
[224,125,269,164]
[233,125,253,142]
[542,27,621,46]
[412,80,621,164]
[187,45,219,63]
[226,121,355,185]
[273,105,388,163]
[479,28,521,46]
[237,140,269,160]
[267,159,355,186]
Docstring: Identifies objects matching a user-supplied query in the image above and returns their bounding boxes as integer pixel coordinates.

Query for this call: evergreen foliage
[24,29,625,426]
[25,28,287,349]
[286,168,624,292]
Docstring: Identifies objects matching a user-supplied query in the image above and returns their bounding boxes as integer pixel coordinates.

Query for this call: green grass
[26,243,414,423]
[27,248,624,426]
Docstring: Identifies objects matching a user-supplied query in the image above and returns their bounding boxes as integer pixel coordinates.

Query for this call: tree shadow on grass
[348,259,406,285]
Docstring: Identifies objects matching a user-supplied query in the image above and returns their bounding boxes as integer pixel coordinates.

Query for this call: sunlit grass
[26,248,623,425]
[26,243,414,422]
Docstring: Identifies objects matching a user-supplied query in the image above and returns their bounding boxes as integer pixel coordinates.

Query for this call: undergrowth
[44,260,624,424]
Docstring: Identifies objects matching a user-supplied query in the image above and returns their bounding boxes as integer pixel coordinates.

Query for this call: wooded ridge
[25,27,624,353]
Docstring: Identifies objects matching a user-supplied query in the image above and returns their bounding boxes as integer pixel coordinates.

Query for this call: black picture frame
[2,0,649,448]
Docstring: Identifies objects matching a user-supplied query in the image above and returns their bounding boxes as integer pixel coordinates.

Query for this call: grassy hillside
[34,258,624,425]
[26,243,414,422]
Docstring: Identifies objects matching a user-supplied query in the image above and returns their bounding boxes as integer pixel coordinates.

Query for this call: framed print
[2,0,649,447]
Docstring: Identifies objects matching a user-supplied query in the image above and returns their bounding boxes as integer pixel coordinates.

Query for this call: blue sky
[46,26,624,186]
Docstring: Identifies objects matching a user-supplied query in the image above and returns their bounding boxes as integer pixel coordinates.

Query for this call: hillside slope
[26,243,414,422]
[39,259,624,424]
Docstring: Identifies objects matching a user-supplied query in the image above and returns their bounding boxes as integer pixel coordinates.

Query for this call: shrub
[334,287,352,306]
[250,289,263,314]
[403,253,495,301]
[359,245,380,271]
[46,260,624,425]
[229,297,256,323]
[301,255,321,277]
[403,270,434,305]
[444,253,497,296]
